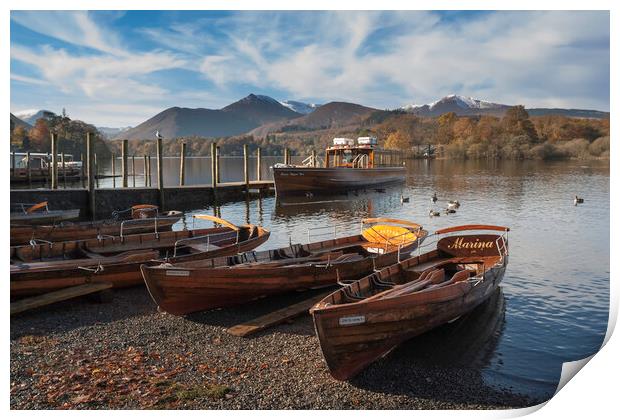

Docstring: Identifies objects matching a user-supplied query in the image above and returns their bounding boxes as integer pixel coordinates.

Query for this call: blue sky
[10,10,610,127]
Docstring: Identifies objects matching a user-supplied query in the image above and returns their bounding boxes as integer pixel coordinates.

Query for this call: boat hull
[141,237,423,315]
[10,226,270,297]
[312,252,506,381]
[273,166,405,196]
[311,261,506,380]
[10,217,180,245]
[10,209,81,225]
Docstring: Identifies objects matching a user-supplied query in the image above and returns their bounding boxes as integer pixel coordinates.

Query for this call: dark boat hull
[10,226,270,297]
[273,166,405,196]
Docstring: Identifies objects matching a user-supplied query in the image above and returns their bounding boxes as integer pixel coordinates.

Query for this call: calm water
[173,159,609,400]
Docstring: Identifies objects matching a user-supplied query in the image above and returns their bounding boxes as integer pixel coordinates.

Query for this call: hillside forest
[10,106,609,161]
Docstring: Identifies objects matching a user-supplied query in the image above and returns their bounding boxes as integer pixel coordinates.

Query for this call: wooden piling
[86,133,96,220]
[143,155,148,187]
[283,148,289,165]
[146,156,151,187]
[156,136,164,209]
[94,153,99,188]
[211,142,217,189]
[256,147,262,181]
[311,150,316,168]
[132,155,136,187]
[121,139,128,188]
[61,152,67,189]
[50,134,58,189]
[80,153,85,188]
[11,151,15,177]
[111,153,116,188]
[26,152,32,188]
[216,146,221,184]
[179,142,186,186]
[243,144,249,190]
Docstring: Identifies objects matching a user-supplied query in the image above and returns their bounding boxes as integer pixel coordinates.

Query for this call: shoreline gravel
[10,286,545,409]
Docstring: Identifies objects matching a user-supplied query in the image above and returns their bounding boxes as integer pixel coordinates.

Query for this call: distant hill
[98,126,132,140]
[14,109,56,125]
[250,101,377,137]
[10,113,32,130]
[525,108,609,119]
[401,95,608,119]
[116,94,301,140]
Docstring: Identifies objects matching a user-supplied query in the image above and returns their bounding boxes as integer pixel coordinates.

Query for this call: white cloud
[11,11,127,56]
[10,11,610,127]
[194,11,609,110]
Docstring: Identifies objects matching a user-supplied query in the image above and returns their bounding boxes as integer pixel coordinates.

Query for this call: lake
[12,157,610,400]
[170,158,608,400]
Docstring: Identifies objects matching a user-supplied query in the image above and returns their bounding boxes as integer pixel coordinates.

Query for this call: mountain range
[13,94,609,141]
[14,109,56,125]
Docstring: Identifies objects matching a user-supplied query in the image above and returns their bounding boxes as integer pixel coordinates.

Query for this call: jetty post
[256,147,262,181]
[179,142,186,186]
[26,151,32,188]
[216,146,221,184]
[111,153,116,188]
[156,135,164,209]
[284,148,289,165]
[143,155,148,187]
[11,151,15,177]
[46,152,51,188]
[61,152,67,189]
[211,142,217,189]
[51,133,58,190]
[243,144,249,190]
[132,155,136,187]
[80,153,85,188]
[121,139,128,188]
[94,153,99,188]
[311,149,316,168]
[86,132,96,220]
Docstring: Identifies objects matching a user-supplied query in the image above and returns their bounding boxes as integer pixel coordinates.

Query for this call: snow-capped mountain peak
[400,95,509,116]
[279,100,321,115]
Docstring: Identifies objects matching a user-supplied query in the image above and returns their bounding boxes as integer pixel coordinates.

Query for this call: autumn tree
[29,119,51,151]
[502,105,539,142]
[11,125,28,149]
[384,130,410,150]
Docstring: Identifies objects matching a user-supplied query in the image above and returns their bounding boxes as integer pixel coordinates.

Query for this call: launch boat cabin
[272,137,406,197]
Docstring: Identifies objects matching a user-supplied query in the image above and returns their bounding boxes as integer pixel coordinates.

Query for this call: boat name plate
[166,270,190,277]
[339,315,366,326]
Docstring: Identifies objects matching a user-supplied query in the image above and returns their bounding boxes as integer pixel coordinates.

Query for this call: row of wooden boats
[10,208,509,381]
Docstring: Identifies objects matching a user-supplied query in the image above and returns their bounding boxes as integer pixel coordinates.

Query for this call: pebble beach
[10,287,543,410]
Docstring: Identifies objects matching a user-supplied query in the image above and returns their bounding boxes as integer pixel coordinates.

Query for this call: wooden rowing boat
[141,218,428,315]
[10,202,80,225]
[10,206,182,245]
[10,215,270,297]
[310,224,509,380]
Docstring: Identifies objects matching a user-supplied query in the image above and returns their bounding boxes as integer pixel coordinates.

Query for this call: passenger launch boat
[10,204,182,245]
[272,137,405,197]
[10,215,269,297]
[310,224,509,380]
[141,218,427,315]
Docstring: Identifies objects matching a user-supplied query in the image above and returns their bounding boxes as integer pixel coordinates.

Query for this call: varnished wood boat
[10,202,80,225]
[141,218,428,315]
[10,215,270,297]
[10,205,182,245]
[273,137,405,197]
[310,224,509,380]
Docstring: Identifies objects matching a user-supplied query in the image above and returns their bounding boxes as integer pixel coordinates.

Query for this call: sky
[10,10,610,127]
